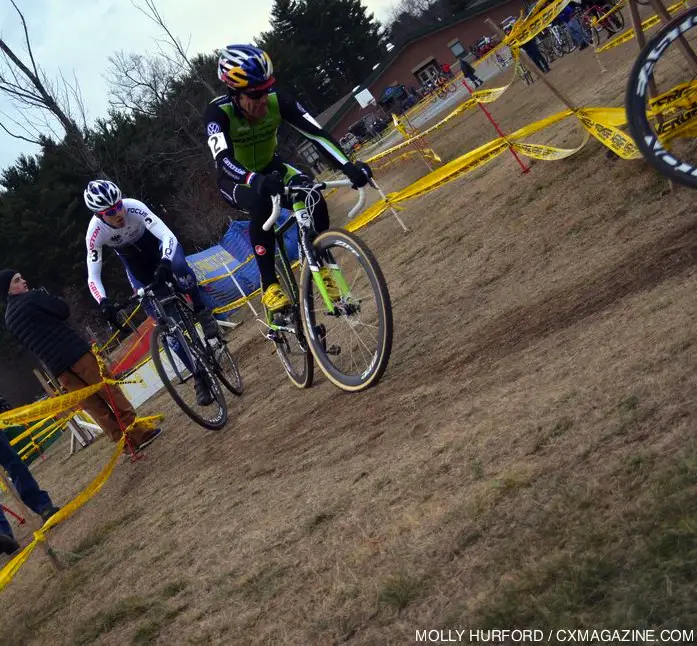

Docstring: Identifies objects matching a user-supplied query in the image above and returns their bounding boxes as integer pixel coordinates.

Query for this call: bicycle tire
[602,5,624,33]
[591,25,601,48]
[150,325,228,430]
[579,17,594,44]
[273,256,313,389]
[299,229,393,392]
[625,6,697,188]
[208,338,243,396]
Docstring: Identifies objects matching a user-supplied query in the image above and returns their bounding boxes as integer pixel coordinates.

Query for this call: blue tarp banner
[186,209,299,314]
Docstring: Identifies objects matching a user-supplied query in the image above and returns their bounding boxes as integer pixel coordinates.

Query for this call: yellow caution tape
[575,109,641,159]
[656,102,697,142]
[649,80,697,114]
[596,1,687,53]
[0,435,127,591]
[365,55,519,165]
[97,302,143,355]
[512,131,590,160]
[9,414,74,448]
[199,254,256,286]
[508,0,571,48]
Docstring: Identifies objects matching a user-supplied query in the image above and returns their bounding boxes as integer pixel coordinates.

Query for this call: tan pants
[58,352,152,444]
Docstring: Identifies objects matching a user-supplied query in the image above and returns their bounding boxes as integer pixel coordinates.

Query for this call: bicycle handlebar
[262,180,367,232]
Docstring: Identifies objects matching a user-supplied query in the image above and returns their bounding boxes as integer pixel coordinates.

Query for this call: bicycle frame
[125,284,200,375]
[262,180,367,325]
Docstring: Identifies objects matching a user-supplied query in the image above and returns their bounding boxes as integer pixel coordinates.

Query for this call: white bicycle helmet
[84,180,122,213]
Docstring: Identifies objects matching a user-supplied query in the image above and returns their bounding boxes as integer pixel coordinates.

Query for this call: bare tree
[107,51,179,116]
[133,0,216,97]
[0,0,99,171]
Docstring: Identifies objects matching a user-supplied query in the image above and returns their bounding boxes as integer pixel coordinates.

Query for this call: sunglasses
[241,87,272,100]
[98,200,123,217]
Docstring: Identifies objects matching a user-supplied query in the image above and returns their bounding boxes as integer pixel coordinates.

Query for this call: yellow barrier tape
[385,137,510,204]
[649,80,697,114]
[656,101,697,142]
[0,538,38,591]
[213,288,261,315]
[0,435,126,591]
[97,302,143,355]
[9,413,74,448]
[365,56,519,165]
[346,199,394,232]
[0,383,107,428]
[512,131,590,160]
[199,254,256,286]
[575,108,641,159]
[596,1,687,53]
[0,410,163,591]
[508,0,571,48]
[373,149,442,171]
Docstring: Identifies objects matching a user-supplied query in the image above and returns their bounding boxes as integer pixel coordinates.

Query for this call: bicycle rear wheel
[625,7,697,188]
[602,5,624,33]
[207,337,243,395]
[299,229,393,392]
[150,325,228,430]
[272,256,313,388]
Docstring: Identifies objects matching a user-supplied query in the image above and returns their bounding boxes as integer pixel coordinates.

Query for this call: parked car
[346,113,389,144]
[472,35,499,58]
[340,132,361,154]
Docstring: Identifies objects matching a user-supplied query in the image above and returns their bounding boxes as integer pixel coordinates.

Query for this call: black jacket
[4,290,90,377]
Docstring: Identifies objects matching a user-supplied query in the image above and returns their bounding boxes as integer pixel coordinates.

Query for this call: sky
[0,0,395,172]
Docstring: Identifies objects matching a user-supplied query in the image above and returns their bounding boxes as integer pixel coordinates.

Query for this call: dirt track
[3,23,697,646]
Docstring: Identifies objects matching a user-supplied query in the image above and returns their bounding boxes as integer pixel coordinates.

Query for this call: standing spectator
[521,38,550,73]
[0,396,60,555]
[557,1,590,50]
[458,55,484,88]
[0,269,162,452]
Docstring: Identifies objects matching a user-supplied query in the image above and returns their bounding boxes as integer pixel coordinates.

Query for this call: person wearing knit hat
[0,269,19,302]
[2,270,161,452]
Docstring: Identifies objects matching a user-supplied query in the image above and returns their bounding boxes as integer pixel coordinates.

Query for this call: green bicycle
[262,178,393,392]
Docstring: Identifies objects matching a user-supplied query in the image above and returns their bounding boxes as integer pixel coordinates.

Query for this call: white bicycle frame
[263,179,366,231]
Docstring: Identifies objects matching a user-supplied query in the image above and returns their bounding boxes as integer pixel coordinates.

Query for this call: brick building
[320,0,527,140]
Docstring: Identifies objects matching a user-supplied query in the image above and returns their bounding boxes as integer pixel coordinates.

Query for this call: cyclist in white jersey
[84,179,218,405]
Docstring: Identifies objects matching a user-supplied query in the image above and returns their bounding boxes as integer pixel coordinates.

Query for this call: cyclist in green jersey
[203,44,373,312]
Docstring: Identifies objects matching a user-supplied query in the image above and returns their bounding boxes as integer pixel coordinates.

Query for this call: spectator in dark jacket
[0,269,161,451]
[0,394,60,555]
[457,55,484,88]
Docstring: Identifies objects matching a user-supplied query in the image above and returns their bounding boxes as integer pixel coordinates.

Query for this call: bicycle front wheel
[150,326,228,430]
[625,7,697,188]
[299,229,393,392]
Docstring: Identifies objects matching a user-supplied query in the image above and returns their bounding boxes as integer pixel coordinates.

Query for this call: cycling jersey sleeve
[203,102,252,184]
[131,200,179,261]
[86,218,106,303]
[276,90,350,169]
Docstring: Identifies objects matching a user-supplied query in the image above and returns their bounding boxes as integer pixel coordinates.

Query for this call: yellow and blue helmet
[217,44,275,91]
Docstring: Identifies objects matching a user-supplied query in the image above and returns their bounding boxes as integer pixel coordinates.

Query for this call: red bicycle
[575,3,625,47]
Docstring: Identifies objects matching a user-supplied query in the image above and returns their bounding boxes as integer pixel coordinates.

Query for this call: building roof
[316,90,356,127]
[325,0,514,132]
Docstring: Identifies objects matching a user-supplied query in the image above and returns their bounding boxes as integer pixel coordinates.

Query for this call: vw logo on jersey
[207,122,221,136]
